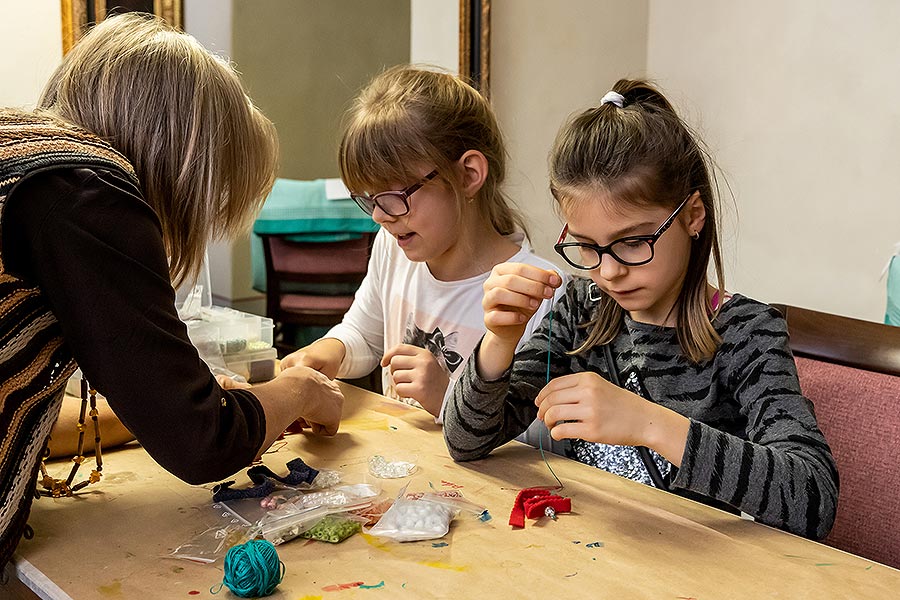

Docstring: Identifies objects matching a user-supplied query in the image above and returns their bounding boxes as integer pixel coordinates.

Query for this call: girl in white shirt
[283,66,566,425]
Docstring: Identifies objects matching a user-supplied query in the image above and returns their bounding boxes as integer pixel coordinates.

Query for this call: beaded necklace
[38,378,103,497]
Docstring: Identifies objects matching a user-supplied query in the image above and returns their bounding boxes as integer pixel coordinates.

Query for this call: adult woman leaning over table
[0,13,342,568]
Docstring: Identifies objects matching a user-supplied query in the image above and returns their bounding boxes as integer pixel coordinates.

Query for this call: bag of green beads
[300,514,363,543]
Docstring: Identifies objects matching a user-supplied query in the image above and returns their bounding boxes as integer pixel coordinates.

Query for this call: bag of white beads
[367,485,459,542]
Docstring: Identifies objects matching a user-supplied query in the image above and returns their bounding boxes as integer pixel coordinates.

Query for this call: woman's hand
[535,372,690,467]
[281,337,346,380]
[381,344,449,417]
[252,364,345,439]
[279,365,345,435]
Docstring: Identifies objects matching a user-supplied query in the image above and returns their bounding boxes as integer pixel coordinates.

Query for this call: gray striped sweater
[444,278,838,539]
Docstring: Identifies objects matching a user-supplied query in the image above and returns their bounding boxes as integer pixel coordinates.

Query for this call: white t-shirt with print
[327,227,568,423]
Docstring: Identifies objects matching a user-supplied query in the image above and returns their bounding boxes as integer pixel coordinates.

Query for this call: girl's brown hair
[550,79,726,363]
[339,65,525,237]
[38,13,278,287]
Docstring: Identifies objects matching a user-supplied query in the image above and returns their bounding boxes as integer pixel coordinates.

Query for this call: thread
[540,309,564,489]
[212,539,284,598]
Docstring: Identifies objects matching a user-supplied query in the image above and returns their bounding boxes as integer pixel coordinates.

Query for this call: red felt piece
[509,488,551,528]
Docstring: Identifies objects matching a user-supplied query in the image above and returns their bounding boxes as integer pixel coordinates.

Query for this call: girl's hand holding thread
[482,263,561,344]
[535,372,690,467]
[478,263,561,380]
[381,343,449,417]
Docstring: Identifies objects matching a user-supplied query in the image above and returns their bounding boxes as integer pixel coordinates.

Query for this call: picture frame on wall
[459,0,490,99]
[61,0,183,55]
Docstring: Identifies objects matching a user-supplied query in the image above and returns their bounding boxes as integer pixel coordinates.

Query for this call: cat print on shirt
[403,314,464,374]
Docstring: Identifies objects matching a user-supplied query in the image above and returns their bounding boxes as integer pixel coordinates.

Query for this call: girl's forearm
[474,332,518,381]
[641,404,691,468]
[313,337,347,378]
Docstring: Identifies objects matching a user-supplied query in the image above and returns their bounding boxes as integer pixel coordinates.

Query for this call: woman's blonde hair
[550,79,726,363]
[38,13,278,287]
[339,65,525,236]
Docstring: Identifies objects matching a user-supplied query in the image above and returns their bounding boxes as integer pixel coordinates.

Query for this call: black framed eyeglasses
[350,170,439,217]
[554,193,693,270]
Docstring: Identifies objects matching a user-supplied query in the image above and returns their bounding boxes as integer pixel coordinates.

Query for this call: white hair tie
[600,91,625,108]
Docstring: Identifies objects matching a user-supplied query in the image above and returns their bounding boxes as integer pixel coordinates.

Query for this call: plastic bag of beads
[308,469,341,489]
[368,453,417,478]
[420,492,489,521]
[257,502,372,546]
[256,505,331,545]
[261,482,381,512]
[367,487,458,542]
[251,468,344,508]
[299,514,365,543]
[168,503,255,564]
[349,497,395,526]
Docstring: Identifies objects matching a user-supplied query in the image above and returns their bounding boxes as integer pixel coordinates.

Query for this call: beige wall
[646,0,899,321]
[491,0,650,265]
[184,0,236,304]
[410,0,458,69]
[233,0,410,181]
[0,1,61,108]
[183,0,232,58]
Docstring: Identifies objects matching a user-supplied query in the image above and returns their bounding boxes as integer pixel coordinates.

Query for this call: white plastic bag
[367,485,459,542]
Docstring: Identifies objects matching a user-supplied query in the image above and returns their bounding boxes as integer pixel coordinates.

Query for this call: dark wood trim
[772,303,900,377]
[459,0,490,98]
[61,0,183,56]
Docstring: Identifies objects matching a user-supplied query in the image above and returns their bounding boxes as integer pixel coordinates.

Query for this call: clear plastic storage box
[185,307,277,383]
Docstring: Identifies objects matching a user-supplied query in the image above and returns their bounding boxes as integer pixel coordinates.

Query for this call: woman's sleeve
[5,168,266,484]
[443,280,580,461]
[671,307,839,539]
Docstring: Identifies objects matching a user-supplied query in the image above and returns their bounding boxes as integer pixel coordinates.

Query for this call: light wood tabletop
[11,382,898,599]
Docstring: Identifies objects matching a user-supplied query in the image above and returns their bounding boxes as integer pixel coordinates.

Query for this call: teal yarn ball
[221,539,284,598]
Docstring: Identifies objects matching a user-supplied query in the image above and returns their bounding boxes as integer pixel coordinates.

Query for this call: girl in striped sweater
[443,80,838,539]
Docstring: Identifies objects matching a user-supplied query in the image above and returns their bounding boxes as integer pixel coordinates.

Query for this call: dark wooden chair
[260,232,375,355]
[772,303,900,568]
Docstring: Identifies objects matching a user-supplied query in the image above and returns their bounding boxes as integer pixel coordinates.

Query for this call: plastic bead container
[185,307,277,383]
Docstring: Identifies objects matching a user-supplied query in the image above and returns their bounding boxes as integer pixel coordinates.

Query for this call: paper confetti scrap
[359,581,385,589]
[322,581,364,592]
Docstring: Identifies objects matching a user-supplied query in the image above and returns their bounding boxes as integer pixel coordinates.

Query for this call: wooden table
[11,383,898,599]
